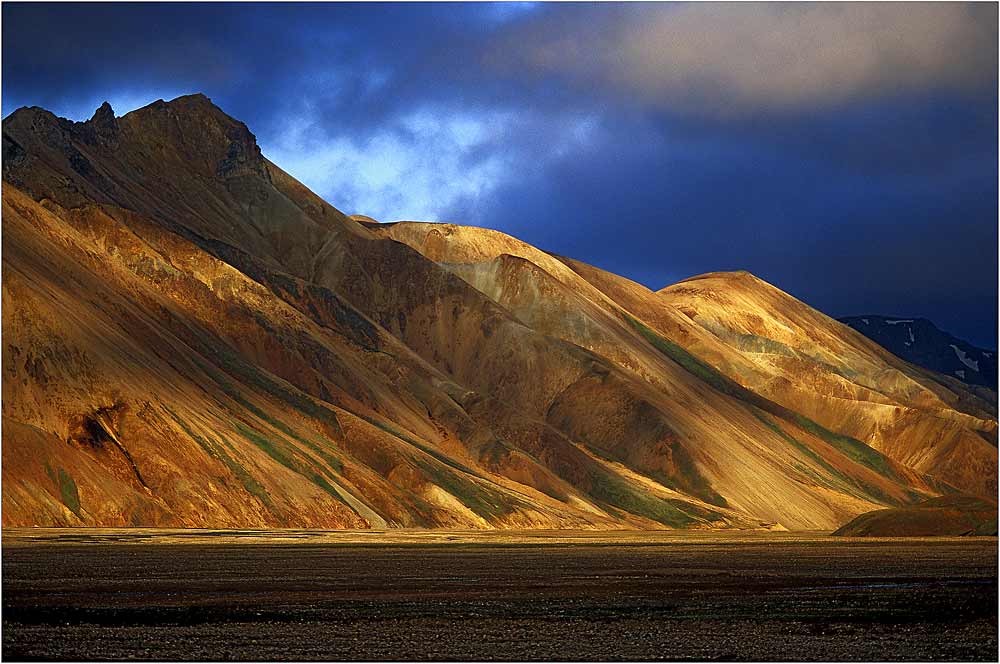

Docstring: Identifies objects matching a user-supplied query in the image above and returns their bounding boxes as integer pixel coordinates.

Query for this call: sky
[3,2,998,347]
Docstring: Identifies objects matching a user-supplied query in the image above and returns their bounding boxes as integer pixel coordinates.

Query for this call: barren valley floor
[2,530,996,661]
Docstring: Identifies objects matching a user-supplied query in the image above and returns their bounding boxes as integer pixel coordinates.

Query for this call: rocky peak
[125,93,267,181]
[88,101,120,147]
[90,101,115,125]
[1,92,276,218]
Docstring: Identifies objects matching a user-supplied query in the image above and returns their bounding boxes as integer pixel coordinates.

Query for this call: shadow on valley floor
[2,531,996,661]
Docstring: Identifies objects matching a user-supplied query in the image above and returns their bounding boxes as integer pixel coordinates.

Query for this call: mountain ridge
[839,315,997,390]
[3,94,996,529]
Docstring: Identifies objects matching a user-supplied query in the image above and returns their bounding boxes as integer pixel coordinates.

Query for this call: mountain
[833,495,998,537]
[840,316,997,390]
[3,94,996,530]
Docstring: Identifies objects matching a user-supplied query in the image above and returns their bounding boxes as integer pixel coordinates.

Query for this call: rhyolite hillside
[3,94,996,529]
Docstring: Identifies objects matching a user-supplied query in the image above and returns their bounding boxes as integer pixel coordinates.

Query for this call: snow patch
[950,344,980,372]
[885,319,914,325]
[861,318,869,325]
[955,369,966,379]
[908,327,915,343]
[984,352,992,359]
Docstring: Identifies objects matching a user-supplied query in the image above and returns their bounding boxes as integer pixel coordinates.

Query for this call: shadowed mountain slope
[840,315,997,390]
[833,495,998,537]
[3,94,996,530]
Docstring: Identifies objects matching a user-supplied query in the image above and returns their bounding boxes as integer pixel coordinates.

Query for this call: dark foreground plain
[2,530,997,661]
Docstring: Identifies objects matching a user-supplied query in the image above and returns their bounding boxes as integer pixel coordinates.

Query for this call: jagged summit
[2,104,58,124]
[88,101,119,146]
[166,92,213,104]
[3,93,252,158]
[163,91,215,105]
[2,90,278,231]
[90,101,115,122]
[125,93,234,128]
[2,94,996,529]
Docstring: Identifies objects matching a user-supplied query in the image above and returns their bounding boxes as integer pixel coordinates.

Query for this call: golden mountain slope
[658,271,997,496]
[2,94,995,530]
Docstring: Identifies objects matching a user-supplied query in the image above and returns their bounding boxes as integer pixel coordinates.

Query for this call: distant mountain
[2,94,996,530]
[839,316,997,389]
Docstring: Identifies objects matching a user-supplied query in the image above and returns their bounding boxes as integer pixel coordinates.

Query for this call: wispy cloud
[263,107,515,222]
[262,104,599,222]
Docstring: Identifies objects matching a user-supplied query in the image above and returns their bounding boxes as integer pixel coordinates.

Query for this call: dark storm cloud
[2,2,996,347]
[474,104,997,345]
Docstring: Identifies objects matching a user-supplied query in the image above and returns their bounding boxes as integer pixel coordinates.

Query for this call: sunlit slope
[658,271,997,496]
[3,93,995,529]
[368,222,979,524]
[3,95,755,529]
[4,187,629,528]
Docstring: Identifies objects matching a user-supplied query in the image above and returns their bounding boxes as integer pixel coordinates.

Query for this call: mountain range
[840,316,997,389]
[2,94,996,530]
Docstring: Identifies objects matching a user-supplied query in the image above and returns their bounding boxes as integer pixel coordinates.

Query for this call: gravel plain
[2,530,996,661]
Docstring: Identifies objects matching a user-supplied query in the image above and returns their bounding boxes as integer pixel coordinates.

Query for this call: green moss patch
[166,407,271,505]
[587,468,713,528]
[232,420,345,504]
[56,468,81,518]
